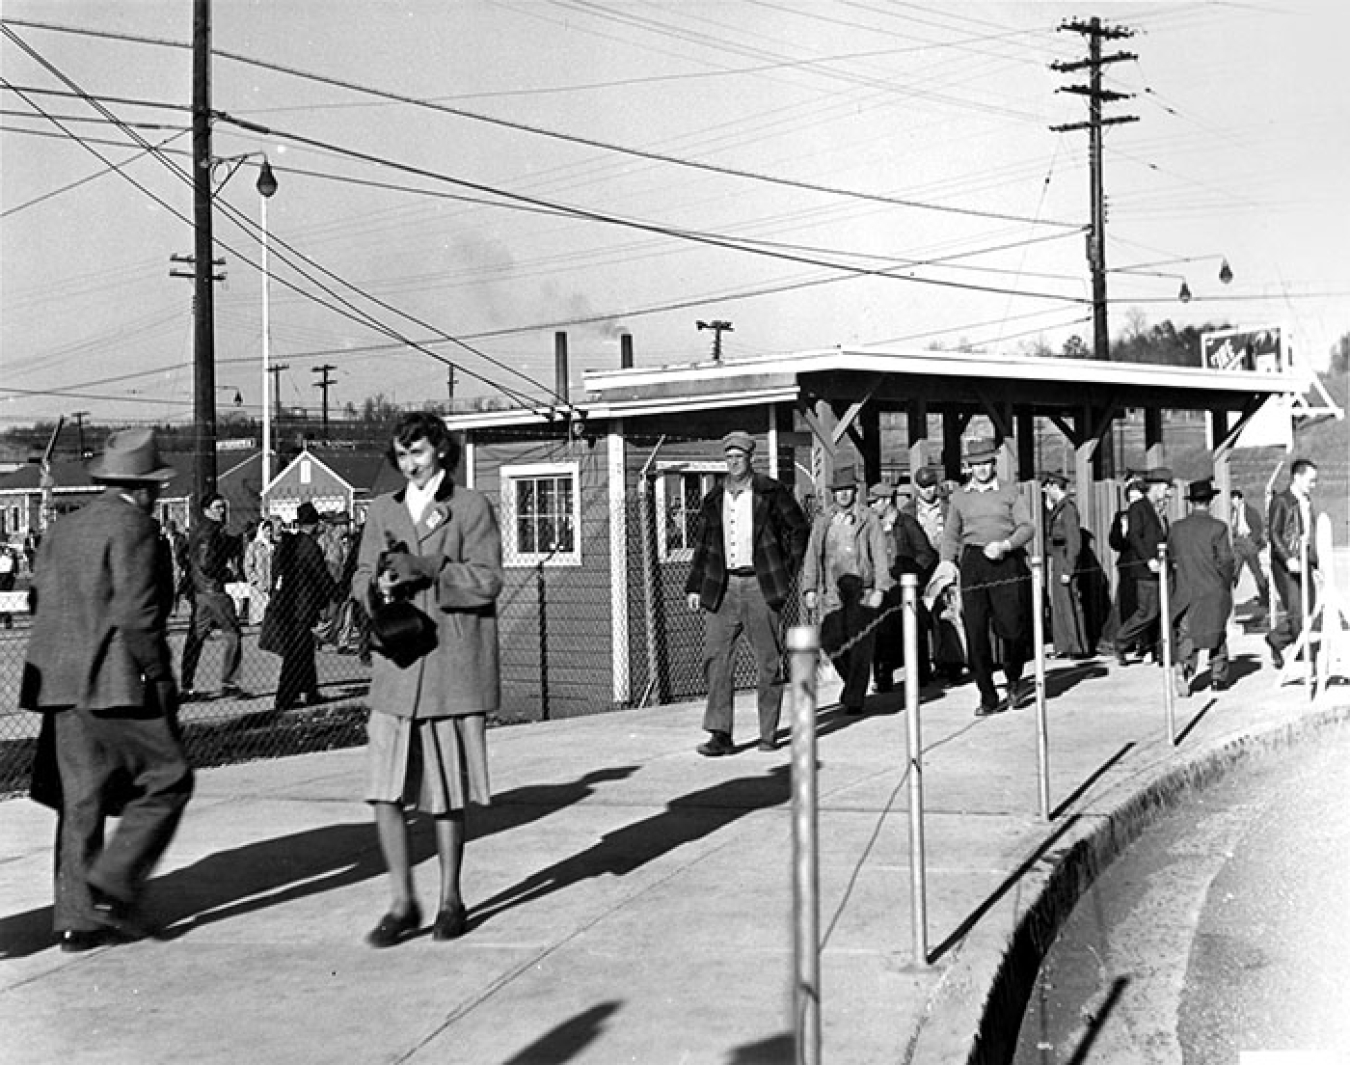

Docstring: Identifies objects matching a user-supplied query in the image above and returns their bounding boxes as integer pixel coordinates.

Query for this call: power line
[2,15,1079,229]
[1,29,561,413]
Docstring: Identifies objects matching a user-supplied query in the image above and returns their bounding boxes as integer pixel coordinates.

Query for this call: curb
[904,695,1350,1065]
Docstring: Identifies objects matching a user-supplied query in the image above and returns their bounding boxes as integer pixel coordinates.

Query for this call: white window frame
[655,461,722,563]
[500,461,582,567]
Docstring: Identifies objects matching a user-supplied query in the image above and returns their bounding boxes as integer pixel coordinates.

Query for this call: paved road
[1012,719,1350,1064]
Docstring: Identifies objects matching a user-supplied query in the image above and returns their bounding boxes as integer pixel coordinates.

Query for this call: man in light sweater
[931,437,1035,717]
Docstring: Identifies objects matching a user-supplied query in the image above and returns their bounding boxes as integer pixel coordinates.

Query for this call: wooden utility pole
[1051,18,1137,362]
[696,319,733,362]
[267,362,289,423]
[312,364,336,437]
[191,0,217,499]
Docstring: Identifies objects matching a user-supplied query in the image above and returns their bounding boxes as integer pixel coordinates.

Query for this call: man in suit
[20,429,193,952]
[1042,471,1089,658]
[1229,488,1270,610]
[686,430,809,755]
[1266,459,1319,669]
[1113,467,1174,666]
[1168,479,1236,696]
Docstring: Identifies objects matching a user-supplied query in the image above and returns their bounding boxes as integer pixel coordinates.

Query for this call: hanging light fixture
[1178,280,1192,303]
[256,158,278,199]
[1218,258,1233,284]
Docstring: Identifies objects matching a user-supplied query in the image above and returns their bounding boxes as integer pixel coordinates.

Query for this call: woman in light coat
[243,519,278,625]
[351,413,503,947]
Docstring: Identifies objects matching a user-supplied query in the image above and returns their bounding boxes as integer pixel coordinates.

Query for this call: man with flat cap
[932,437,1036,717]
[1112,466,1174,666]
[686,430,809,755]
[1041,471,1088,658]
[802,466,892,712]
[20,428,193,951]
[1167,478,1235,696]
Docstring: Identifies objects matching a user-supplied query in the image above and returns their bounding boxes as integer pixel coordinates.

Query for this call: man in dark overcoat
[20,429,193,951]
[1167,478,1236,695]
[1042,471,1088,658]
[1265,459,1319,669]
[685,430,809,755]
[1112,467,1173,666]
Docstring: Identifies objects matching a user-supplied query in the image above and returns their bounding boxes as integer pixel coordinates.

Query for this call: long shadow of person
[0,766,641,957]
[471,766,791,929]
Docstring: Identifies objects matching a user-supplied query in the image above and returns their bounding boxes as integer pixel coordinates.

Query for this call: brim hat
[1041,471,1069,489]
[830,465,858,491]
[1186,478,1217,502]
[914,466,942,488]
[87,428,176,484]
[962,436,998,463]
[296,502,321,525]
[867,482,895,502]
[721,430,755,455]
[1144,467,1174,484]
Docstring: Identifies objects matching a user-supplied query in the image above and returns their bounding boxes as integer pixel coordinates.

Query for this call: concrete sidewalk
[1,621,1346,1065]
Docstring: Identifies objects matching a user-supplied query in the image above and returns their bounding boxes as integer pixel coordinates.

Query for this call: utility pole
[191,0,217,499]
[312,364,336,437]
[446,364,458,410]
[70,411,89,459]
[696,319,734,362]
[1051,18,1137,362]
[267,362,289,425]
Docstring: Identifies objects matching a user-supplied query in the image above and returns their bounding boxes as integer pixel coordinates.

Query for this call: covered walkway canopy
[580,345,1312,531]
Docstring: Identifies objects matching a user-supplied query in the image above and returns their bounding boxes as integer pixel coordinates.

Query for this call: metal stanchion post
[1300,533,1313,693]
[787,625,821,1065]
[1030,557,1050,820]
[901,575,928,965]
[1158,543,1176,745]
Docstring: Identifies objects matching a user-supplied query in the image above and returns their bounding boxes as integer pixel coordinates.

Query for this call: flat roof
[444,345,1311,432]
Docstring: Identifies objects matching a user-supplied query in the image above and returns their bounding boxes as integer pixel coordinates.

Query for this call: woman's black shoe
[432,904,468,941]
[366,904,421,948]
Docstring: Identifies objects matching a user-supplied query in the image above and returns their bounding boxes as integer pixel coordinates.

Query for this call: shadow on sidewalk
[0,767,642,957]
[499,1001,622,1064]
[470,766,791,929]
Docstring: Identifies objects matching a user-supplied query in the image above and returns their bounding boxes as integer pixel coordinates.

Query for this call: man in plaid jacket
[686,431,809,756]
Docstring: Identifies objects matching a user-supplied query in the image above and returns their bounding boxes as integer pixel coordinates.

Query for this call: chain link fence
[0,482,809,796]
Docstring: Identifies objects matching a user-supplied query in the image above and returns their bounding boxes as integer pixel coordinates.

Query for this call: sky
[2,0,1348,429]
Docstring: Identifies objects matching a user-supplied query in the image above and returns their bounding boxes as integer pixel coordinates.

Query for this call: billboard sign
[1200,327,1283,373]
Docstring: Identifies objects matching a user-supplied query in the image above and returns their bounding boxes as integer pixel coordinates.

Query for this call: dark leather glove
[383,552,439,588]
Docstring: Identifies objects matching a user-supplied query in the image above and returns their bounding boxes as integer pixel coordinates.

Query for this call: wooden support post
[1016,409,1036,483]
[860,406,882,489]
[1144,408,1165,468]
[907,402,929,486]
[942,411,963,482]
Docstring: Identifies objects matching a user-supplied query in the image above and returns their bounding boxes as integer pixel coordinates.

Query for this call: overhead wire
[1,27,564,413]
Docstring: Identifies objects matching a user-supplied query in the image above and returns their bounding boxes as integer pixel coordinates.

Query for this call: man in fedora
[686,430,809,755]
[1167,478,1235,696]
[802,466,893,712]
[1041,471,1089,658]
[20,428,193,951]
[932,437,1035,717]
[1112,466,1174,666]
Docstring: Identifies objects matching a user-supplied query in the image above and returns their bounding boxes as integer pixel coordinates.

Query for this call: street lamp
[210,152,279,506]
[1111,254,1233,304]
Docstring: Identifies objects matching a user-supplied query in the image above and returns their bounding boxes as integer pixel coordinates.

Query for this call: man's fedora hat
[867,482,895,502]
[1144,466,1174,484]
[1186,477,1217,502]
[962,436,998,463]
[296,502,321,526]
[830,465,859,490]
[87,428,175,484]
[1041,470,1069,489]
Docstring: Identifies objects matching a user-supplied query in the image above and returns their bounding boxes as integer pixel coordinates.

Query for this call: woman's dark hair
[385,412,461,472]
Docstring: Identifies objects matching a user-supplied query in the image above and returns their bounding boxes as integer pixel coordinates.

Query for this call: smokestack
[620,332,633,369]
[554,331,569,403]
